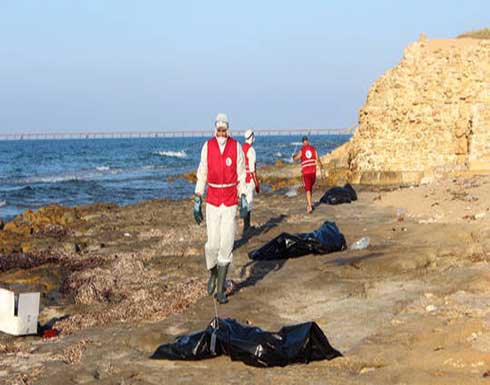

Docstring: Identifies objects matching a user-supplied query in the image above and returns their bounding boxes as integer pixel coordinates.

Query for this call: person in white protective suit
[193,113,248,304]
[241,129,260,234]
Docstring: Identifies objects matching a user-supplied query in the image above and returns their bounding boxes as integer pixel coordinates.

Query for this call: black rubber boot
[216,264,229,304]
[207,266,218,296]
[243,211,251,235]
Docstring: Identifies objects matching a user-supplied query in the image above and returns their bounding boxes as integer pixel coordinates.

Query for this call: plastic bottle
[350,236,370,250]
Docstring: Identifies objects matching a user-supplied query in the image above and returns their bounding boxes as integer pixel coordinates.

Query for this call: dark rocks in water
[0,218,4,231]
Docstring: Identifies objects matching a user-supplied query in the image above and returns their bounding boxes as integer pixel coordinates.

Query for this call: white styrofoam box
[0,288,40,336]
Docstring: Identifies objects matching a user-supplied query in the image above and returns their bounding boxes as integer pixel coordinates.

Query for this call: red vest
[242,142,252,183]
[206,137,238,207]
[300,145,317,175]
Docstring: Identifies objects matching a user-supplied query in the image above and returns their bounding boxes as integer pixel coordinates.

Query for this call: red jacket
[242,142,252,183]
[300,145,317,175]
[206,137,238,206]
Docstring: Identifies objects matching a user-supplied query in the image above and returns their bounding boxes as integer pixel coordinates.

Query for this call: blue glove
[193,195,203,225]
[239,194,249,218]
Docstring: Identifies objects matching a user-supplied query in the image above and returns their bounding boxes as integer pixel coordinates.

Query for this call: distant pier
[0,126,357,141]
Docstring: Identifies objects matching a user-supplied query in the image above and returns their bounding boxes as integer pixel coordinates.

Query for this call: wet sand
[2,175,490,384]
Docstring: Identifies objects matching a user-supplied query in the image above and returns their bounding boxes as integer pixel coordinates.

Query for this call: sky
[0,0,488,133]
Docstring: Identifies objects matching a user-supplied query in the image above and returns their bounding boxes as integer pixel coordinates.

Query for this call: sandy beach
[1,170,490,384]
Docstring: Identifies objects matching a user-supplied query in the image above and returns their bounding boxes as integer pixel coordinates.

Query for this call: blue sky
[0,0,488,133]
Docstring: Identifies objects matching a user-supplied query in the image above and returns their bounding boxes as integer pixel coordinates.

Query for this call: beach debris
[123,232,132,237]
[425,305,437,312]
[42,328,60,339]
[463,214,479,221]
[396,208,405,222]
[350,236,370,250]
[285,187,298,197]
[0,288,40,336]
[419,218,438,224]
[151,317,342,367]
[360,367,376,374]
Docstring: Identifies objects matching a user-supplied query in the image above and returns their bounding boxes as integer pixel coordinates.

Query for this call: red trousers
[302,172,316,192]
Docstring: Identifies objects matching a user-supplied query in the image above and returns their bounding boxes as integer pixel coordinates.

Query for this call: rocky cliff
[325,35,490,185]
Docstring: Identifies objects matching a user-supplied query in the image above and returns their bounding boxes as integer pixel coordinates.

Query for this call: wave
[96,166,111,171]
[0,200,6,207]
[154,150,187,158]
[290,142,303,146]
[274,152,282,157]
[21,175,80,184]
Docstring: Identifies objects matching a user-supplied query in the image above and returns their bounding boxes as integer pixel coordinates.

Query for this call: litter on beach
[320,183,357,205]
[151,317,342,367]
[0,288,40,336]
[249,221,347,260]
[285,184,301,197]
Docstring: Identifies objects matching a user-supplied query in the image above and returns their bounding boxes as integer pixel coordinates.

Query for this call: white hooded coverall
[244,139,257,211]
[195,138,246,270]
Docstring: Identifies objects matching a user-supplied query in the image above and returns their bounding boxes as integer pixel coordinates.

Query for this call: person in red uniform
[194,113,247,304]
[293,136,323,213]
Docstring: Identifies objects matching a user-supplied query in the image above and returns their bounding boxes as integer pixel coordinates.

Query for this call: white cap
[215,113,229,130]
[244,129,254,140]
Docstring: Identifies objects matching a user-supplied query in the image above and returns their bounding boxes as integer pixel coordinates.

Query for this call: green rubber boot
[207,266,218,296]
[243,211,251,235]
[216,264,229,304]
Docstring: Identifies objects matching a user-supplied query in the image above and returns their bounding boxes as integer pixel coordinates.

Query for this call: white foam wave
[274,152,282,157]
[290,142,303,146]
[155,150,187,158]
[23,175,79,184]
[142,165,168,170]
[96,166,110,171]
[0,200,6,207]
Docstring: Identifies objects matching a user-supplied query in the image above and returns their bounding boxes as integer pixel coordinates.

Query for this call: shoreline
[2,173,490,383]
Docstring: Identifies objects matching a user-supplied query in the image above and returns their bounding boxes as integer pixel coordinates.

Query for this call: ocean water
[0,135,350,221]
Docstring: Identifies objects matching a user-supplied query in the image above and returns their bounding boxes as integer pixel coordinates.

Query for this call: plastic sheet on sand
[150,317,342,367]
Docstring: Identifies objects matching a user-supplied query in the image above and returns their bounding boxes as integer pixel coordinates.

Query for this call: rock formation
[325,36,490,185]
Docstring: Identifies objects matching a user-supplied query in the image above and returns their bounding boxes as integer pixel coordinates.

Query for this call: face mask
[217,136,227,146]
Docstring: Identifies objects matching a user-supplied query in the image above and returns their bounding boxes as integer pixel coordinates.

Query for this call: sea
[0,135,350,221]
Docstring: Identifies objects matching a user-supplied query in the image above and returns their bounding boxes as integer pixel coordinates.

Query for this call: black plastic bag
[248,221,346,261]
[320,183,357,205]
[151,317,342,367]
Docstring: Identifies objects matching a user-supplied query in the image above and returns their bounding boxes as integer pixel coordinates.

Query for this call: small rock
[62,242,78,253]
[360,367,376,374]
[426,305,437,312]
